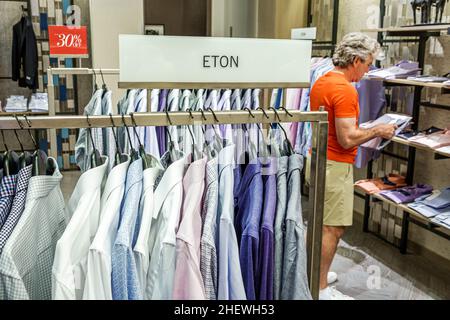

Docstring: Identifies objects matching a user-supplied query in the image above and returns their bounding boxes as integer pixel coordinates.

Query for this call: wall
[89,0,144,107]
[144,0,208,36]
[338,0,450,261]
[211,0,258,38]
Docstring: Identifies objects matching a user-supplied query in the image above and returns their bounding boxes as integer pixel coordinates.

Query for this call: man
[306,32,397,300]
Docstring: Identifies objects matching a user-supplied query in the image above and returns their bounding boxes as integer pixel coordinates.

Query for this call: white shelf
[392,137,450,158]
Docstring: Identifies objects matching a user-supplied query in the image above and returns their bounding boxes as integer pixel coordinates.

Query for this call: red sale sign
[48,26,89,57]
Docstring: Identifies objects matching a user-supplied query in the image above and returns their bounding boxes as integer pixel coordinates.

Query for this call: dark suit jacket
[12,16,38,90]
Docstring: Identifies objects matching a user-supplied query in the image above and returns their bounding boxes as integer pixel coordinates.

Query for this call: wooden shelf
[356,188,450,236]
[366,77,450,89]
[362,24,450,34]
[392,137,450,158]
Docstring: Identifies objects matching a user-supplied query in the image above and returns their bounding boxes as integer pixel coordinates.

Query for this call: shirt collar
[125,158,143,191]
[288,153,304,173]
[184,156,207,184]
[0,175,17,198]
[277,156,289,177]
[260,157,278,177]
[143,161,163,192]
[75,156,109,193]
[101,154,130,199]
[153,155,188,219]
[27,158,63,200]
[15,165,32,194]
[218,144,235,170]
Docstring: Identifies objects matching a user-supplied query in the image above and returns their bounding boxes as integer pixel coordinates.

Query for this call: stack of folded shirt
[397,126,443,140]
[367,61,421,79]
[408,188,450,229]
[5,95,28,112]
[355,174,407,194]
[406,75,449,83]
[29,93,49,113]
[408,129,450,150]
[380,184,433,204]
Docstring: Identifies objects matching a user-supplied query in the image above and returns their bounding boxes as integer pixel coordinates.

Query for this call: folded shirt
[29,93,48,112]
[431,215,450,229]
[420,187,450,210]
[5,95,28,112]
[407,76,450,83]
[380,184,433,204]
[367,61,421,79]
[355,174,407,194]
[408,130,450,149]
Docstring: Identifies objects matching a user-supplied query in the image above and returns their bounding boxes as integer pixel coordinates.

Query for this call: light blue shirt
[217,145,247,300]
[111,159,143,300]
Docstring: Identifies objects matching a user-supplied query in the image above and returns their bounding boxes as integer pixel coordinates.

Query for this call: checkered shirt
[0,164,65,300]
[200,157,219,300]
[0,166,32,252]
[0,175,18,230]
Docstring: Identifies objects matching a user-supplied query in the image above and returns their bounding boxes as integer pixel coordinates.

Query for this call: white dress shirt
[52,157,109,300]
[167,89,181,150]
[133,163,163,298]
[82,155,130,300]
[145,155,187,300]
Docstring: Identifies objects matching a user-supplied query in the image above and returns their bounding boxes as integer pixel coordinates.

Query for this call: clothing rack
[0,108,329,300]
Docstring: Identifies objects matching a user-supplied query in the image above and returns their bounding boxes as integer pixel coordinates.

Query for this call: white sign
[291,28,317,40]
[119,35,312,86]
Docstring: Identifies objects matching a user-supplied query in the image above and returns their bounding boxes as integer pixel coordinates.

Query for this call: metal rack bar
[0,108,329,300]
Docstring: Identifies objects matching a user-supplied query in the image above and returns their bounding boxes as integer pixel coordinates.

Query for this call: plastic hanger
[165,107,181,164]
[86,114,102,168]
[254,108,273,158]
[185,108,202,161]
[92,69,99,94]
[243,107,264,160]
[109,113,126,167]
[100,69,108,99]
[206,107,225,149]
[13,116,32,170]
[268,107,294,156]
[198,108,216,159]
[121,113,139,162]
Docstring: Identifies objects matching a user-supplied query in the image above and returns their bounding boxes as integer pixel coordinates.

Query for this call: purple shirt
[234,161,263,301]
[380,184,433,204]
[257,158,277,301]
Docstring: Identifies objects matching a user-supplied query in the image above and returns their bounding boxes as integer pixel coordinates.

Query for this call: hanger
[109,113,125,167]
[121,113,139,162]
[13,115,32,170]
[22,115,50,176]
[92,69,99,93]
[206,107,225,150]
[130,112,158,169]
[197,108,216,159]
[100,69,108,99]
[86,114,102,168]
[1,130,15,177]
[243,107,260,161]
[165,107,181,164]
[268,107,294,156]
[254,108,273,158]
[185,108,202,161]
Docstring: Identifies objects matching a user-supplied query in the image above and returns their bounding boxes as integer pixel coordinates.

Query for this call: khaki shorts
[305,156,354,227]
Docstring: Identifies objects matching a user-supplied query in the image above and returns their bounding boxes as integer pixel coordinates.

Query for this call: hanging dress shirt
[133,162,163,298]
[83,155,130,300]
[218,89,232,143]
[273,156,288,300]
[146,151,186,300]
[179,90,195,156]
[52,157,109,300]
[111,158,144,300]
[0,175,18,230]
[234,158,263,300]
[122,89,138,153]
[0,165,32,251]
[280,154,312,300]
[101,91,116,173]
[193,89,206,154]
[0,158,65,300]
[258,158,278,300]
[286,89,302,145]
[231,89,244,166]
[217,144,247,300]
[200,157,219,300]
[145,90,160,159]
[173,156,207,300]
[75,89,104,172]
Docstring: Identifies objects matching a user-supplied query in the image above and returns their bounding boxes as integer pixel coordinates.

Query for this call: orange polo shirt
[310,71,360,164]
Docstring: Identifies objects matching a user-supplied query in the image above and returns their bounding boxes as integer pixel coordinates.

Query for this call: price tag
[48,26,89,58]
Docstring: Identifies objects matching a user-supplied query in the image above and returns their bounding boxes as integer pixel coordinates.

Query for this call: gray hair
[332,32,380,68]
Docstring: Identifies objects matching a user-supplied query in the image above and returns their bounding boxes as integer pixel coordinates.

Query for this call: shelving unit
[391,137,450,159]
[361,2,450,254]
[357,190,450,241]
[307,0,339,53]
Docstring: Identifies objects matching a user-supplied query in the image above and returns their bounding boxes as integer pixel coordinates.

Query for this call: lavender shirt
[257,158,278,300]
[380,184,433,204]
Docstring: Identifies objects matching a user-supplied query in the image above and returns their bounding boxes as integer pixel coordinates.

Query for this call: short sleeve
[332,84,359,119]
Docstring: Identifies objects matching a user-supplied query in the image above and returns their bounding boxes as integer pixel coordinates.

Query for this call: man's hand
[375,124,397,140]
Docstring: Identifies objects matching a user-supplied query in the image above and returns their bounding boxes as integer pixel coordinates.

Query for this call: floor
[61,171,450,300]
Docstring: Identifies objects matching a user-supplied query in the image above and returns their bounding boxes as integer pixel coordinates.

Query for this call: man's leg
[320,226,345,290]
